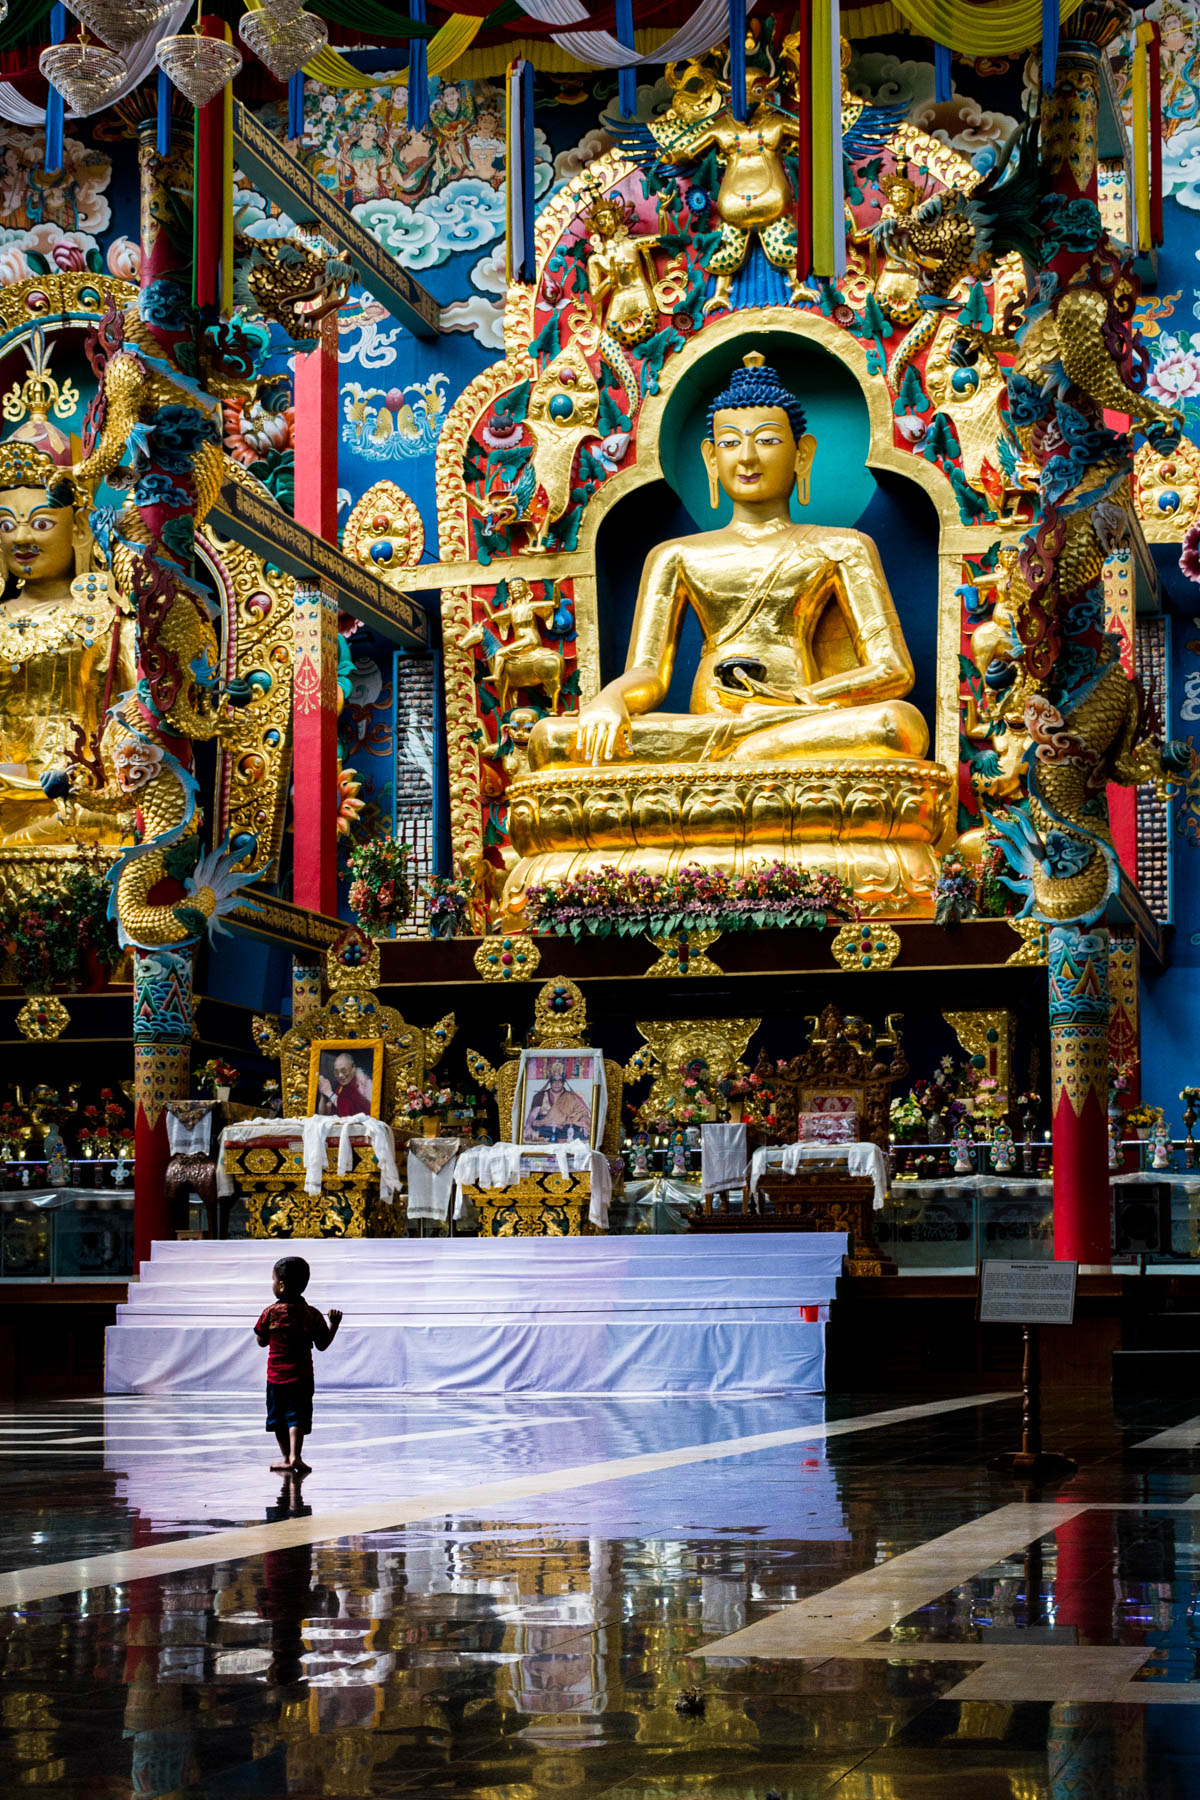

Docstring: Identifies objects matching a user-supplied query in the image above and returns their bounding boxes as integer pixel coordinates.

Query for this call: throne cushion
[503,757,953,920]
[797,1111,858,1144]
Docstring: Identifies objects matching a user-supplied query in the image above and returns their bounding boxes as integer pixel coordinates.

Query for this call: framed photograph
[512,1048,607,1149]
[307,1039,384,1119]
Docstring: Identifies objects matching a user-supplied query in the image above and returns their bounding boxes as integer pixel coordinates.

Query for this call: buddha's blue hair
[705,361,807,441]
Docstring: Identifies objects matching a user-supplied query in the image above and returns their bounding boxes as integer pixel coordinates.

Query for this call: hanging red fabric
[193,14,226,312]
[793,0,813,287]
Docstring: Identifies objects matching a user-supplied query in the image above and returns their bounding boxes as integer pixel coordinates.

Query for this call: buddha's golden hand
[574,695,632,765]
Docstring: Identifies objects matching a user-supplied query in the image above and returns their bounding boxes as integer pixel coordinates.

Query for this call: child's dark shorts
[265,1380,314,1435]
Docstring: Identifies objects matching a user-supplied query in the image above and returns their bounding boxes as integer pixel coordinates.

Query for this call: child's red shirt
[254,1300,332,1385]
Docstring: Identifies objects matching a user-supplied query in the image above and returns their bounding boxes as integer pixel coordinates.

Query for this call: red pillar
[292,313,340,917]
[1050,924,1111,1264]
[294,313,340,542]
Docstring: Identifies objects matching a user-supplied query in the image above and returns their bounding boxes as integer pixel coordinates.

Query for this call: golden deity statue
[0,437,135,858]
[502,355,952,919]
[584,188,661,348]
[655,64,805,313]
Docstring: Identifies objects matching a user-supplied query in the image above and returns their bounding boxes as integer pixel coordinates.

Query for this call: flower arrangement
[4,869,122,993]
[78,1089,133,1157]
[934,850,978,928]
[347,836,412,931]
[195,1058,238,1098]
[426,873,473,939]
[1127,1103,1165,1132]
[402,1086,453,1117]
[889,1093,925,1142]
[525,861,856,941]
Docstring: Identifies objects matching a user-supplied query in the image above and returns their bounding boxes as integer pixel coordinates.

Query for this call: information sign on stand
[980,1259,1079,1482]
[979,1259,1077,1327]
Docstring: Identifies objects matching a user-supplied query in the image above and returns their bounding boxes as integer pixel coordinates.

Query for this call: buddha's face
[0,485,74,586]
[705,406,813,507]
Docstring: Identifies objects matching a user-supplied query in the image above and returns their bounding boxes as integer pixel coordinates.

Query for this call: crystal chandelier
[155,24,243,107]
[39,36,128,113]
[65,0,172,56]
[238,5,327,83]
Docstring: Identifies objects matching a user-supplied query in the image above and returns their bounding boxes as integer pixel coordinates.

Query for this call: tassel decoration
[728,0,746,124]
[1149,21,1163,246]
[1133,20,1152,253]
[505,57,535,284]
[615,0,634,119]
[810,0,844,279]
[792,0,812,290]
[408,0,429,133]
[1041,0,1058,93]
[156,64,171,154]
[45,2,65,176]
[934,41,951,103]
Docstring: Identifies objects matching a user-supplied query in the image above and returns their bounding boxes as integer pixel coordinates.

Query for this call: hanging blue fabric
[44,2,65,176]
[519,56,535,282]
[1041,0,1058,91]
[409,0,429,133]
[156,66,171,154]
[615,0,635,119]
[288,72,304,140]
[728,0,747,123]
[934,42,951,103]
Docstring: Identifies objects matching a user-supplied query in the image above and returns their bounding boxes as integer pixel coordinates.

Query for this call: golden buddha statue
[501,354,952,919]
[0,438,136,855]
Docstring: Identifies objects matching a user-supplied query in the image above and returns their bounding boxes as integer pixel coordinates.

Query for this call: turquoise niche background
[657,330,877,528]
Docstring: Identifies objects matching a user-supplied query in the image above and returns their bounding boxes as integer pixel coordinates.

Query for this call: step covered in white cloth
[106,1233,844,1395]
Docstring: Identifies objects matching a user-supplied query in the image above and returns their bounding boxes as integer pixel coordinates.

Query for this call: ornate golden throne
[231,927,456,1237]
[713,1004,906,1274]
[465,977,623,1236]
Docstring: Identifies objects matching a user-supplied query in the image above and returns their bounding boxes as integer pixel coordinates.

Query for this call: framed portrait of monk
[513,1049,606,1149]
[307,1039,384,1120]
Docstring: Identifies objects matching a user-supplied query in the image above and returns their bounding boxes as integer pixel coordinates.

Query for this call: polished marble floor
[1,1385,1200,1795]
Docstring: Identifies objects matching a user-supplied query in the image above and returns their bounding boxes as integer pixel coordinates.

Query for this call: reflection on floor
[0,1388,1199,1795]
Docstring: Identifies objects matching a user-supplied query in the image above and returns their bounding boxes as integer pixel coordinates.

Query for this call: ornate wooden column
[131,125,198,1267]
[291,582,339,916]
[292,312,340,916]
[133,948,194,1268]
[1049,925,1111,1263]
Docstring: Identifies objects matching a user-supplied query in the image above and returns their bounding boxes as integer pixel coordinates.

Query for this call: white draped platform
[104,1233,845,1396]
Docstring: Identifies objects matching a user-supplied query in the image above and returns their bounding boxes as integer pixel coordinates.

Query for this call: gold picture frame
[307,1038,385,1119]
[512,1047,606,1149]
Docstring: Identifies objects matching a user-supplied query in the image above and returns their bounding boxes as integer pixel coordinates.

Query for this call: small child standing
[254,1255,342,1474]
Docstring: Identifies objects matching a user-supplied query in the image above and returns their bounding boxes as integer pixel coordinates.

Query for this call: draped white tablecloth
[749,1142,889,1209]
[454,1141,610,1229]
[216,1115,400,1203]
[701,1122,748,1194]
[406,1137,462,1223]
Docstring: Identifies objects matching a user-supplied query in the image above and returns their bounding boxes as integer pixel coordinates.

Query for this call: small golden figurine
[584,185,662,349]
[459,578,564,715]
